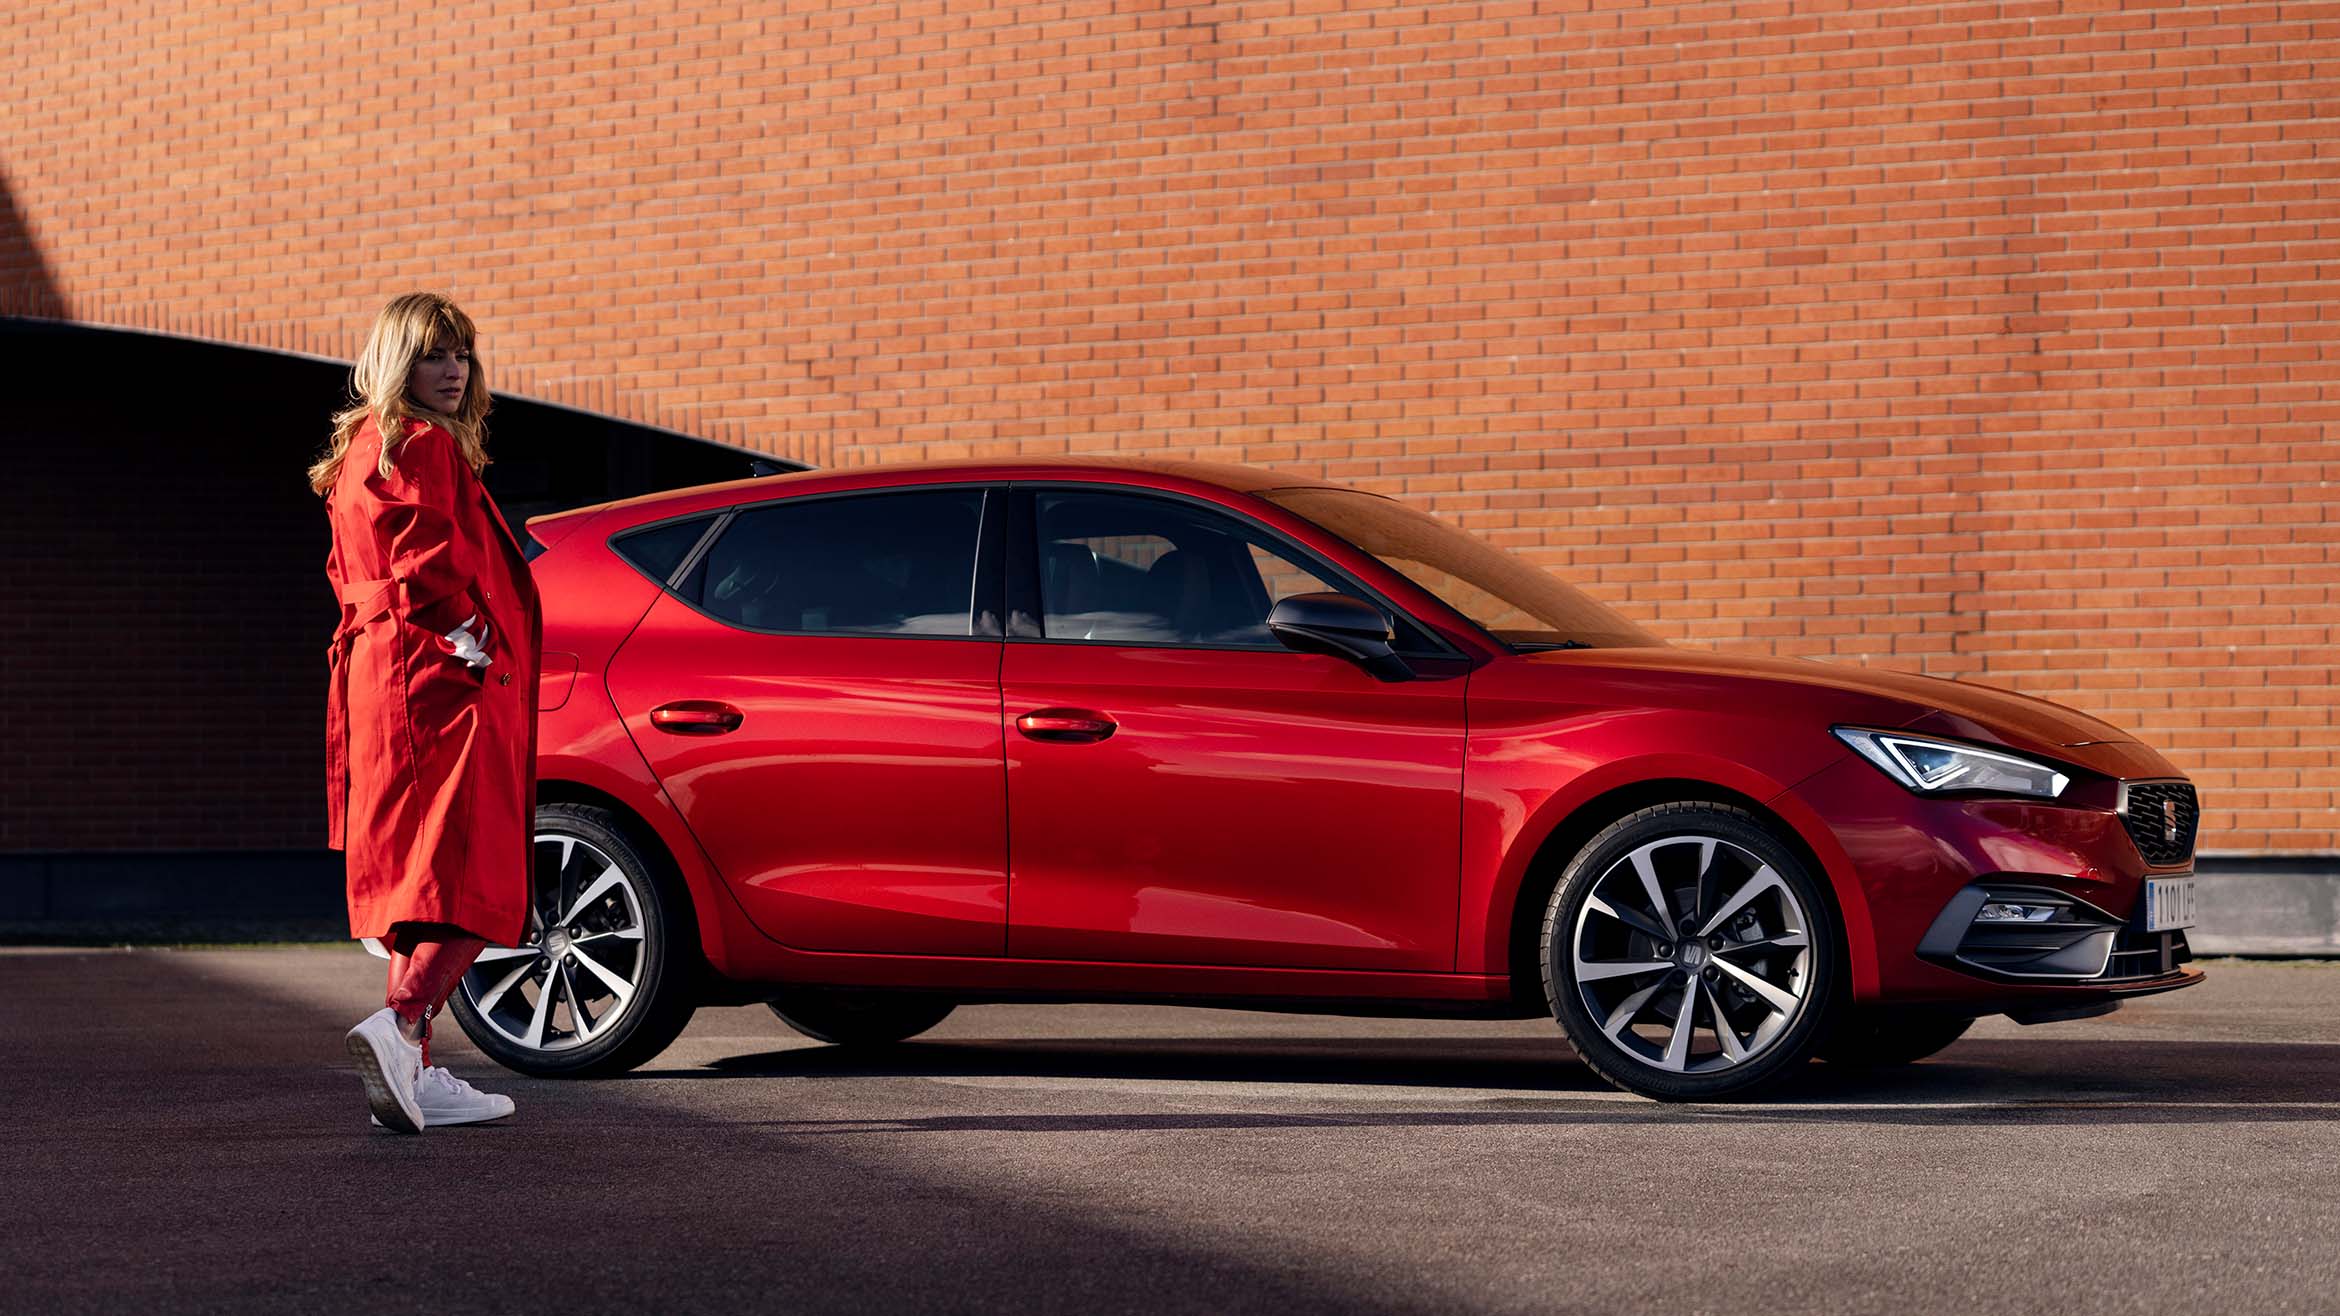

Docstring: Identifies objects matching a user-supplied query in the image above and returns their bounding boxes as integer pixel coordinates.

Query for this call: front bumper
[1788,749,2207,1008]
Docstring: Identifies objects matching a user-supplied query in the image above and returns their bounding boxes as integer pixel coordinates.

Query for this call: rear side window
[610,515,717,585]
[682,489,986,637]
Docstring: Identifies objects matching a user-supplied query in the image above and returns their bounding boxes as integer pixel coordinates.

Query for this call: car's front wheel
[1541,802,1841,1101]
[446,803,699,1077]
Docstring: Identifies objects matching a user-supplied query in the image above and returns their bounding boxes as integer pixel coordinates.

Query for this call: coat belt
[324,577,401,850]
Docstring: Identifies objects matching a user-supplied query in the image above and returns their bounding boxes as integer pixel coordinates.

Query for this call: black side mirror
[1267,593,1415,683]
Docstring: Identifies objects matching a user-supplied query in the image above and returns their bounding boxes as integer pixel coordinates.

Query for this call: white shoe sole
[370,1100,515,1129]
[345,1020,423,1134]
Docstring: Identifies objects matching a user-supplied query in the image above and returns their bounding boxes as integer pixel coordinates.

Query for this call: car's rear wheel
[1818,1009,1974,1067]
[446,803,698,1077]
[1541,802,1841,1101]
[768,988,955,1046]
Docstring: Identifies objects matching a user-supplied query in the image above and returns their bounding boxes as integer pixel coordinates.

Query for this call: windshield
[1258,488,1662,651]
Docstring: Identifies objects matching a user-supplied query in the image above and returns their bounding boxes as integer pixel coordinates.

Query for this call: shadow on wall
[0,166,62,319]
[0,320,794,893]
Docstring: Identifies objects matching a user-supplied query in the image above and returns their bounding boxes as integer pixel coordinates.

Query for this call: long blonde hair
[307,292,493,495]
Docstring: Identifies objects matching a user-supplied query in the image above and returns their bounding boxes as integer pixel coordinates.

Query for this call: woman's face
[406,340,472,415]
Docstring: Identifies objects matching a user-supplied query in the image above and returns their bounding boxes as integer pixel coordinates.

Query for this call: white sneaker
[344,1007,424,1134]
[369,1065,517,1128]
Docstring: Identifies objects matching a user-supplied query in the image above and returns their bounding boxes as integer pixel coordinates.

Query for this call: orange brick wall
[3,0,2334,852]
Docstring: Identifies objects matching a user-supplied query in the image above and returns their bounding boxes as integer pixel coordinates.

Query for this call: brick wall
[2,0,2333,852]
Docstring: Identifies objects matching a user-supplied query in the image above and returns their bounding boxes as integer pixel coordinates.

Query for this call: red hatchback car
[448,457,2204,1100]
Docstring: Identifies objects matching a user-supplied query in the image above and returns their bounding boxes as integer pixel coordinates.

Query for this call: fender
[535,679,770,981]
[1758,763,1881,1000]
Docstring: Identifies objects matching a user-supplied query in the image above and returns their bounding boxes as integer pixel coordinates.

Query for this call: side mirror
[1267,593,1415,683]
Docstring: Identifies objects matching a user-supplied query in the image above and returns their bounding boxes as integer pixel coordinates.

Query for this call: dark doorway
[0,319,803,937]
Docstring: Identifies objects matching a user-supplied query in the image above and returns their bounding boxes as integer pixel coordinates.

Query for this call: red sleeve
[364,421,482,636]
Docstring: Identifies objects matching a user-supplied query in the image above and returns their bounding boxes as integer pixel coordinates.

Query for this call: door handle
[649,700,744,735]
[1015,708,1117,743]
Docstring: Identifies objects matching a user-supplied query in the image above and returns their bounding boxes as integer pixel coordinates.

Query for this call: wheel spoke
[1696,865,1785,937]
[1587,894,1672,944]
[1573,957,1674,983]
[1706,983,1750,1064]
[474,945,537,964]
[1713,930,1808,956]
[523,962,559,1048]
[1660,982,1698,1071]
[1600,980,1666,1041]
[1629,846,1675,929]
[475,958,534,1015]
[563,963,598,1041]
[570,944,637,1010]
[1690,838,1719,928]
[1713,956,1800,1016]
[561,864,627,927]
[575,926,645,944]
[543,836,576,923]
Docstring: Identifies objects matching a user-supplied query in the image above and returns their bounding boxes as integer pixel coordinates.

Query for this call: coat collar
[393,416,529,567]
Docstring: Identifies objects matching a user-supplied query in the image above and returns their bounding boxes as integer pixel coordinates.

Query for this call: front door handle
[1015,708,1117,743]
[650,700,744,735]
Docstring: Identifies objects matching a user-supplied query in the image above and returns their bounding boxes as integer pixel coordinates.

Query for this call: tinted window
[1034,491,1393,649]
[610,515,715,584]
[686,490,985,637]
[1259,487,1661,650]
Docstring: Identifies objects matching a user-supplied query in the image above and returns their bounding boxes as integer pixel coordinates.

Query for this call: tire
[445,802,699,1077]
[1818,1009,1974,1067]
[1540,802,1842,1101]
[768,988,955,1046]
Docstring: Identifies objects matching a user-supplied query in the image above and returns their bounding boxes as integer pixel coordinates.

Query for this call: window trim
[650,484,1003,643]
[1004,481,1465,660]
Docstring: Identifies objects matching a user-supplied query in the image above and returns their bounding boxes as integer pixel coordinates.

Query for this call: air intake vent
[2122,782,2199,867]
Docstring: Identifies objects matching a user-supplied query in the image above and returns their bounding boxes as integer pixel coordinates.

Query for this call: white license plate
[2143,876,2198,932]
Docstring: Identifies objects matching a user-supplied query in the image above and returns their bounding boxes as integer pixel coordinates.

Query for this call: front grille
[2121,781,2198,867]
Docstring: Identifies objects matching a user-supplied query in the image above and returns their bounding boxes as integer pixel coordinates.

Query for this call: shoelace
[417,1066,488,1100]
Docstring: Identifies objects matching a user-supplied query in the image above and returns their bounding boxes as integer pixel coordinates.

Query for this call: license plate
[2143,876,2198,932]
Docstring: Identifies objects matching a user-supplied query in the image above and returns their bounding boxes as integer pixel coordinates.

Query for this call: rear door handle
[1015,708,1117,743]
[650,700,744,735]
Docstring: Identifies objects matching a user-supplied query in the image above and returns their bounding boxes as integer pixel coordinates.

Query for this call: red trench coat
[323,415,541,947]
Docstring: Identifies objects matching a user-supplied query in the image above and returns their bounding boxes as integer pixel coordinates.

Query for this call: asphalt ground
[3,947,2336,1315]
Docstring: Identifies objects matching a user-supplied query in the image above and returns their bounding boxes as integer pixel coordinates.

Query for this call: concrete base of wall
[2188,857,2340,956]
[2,850,2336,952]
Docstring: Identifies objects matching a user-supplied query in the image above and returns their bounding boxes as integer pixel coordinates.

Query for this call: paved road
[3,947,2336,1315]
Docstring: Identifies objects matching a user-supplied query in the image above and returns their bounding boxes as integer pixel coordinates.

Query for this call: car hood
[1517,646,2146,760]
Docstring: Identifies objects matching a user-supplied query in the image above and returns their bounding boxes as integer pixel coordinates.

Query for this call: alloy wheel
[458,831,649,1053]
[1567,834,1814,1074]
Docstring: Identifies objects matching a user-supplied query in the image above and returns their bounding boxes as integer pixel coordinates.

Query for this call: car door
[1001,484,1468,971]
[604,484,1009,957]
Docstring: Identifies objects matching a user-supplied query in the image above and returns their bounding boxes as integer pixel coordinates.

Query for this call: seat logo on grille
[2162,798,2180,844]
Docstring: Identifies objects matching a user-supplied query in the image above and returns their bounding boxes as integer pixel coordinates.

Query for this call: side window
[610,514,716,584]
[684,489,985,637]
[1034,491,1359,648]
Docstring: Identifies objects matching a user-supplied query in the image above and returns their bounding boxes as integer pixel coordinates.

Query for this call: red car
[448,457,2203,1100]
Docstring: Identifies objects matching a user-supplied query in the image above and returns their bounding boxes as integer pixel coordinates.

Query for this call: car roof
[533,455,1366,535]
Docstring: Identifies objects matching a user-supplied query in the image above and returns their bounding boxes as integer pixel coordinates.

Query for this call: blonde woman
[311,293,543,1133]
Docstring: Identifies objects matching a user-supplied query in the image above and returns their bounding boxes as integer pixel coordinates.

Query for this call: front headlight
[1831,728,2071,799]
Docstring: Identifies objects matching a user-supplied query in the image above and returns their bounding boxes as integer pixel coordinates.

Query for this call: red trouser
[384,922,487,1067]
